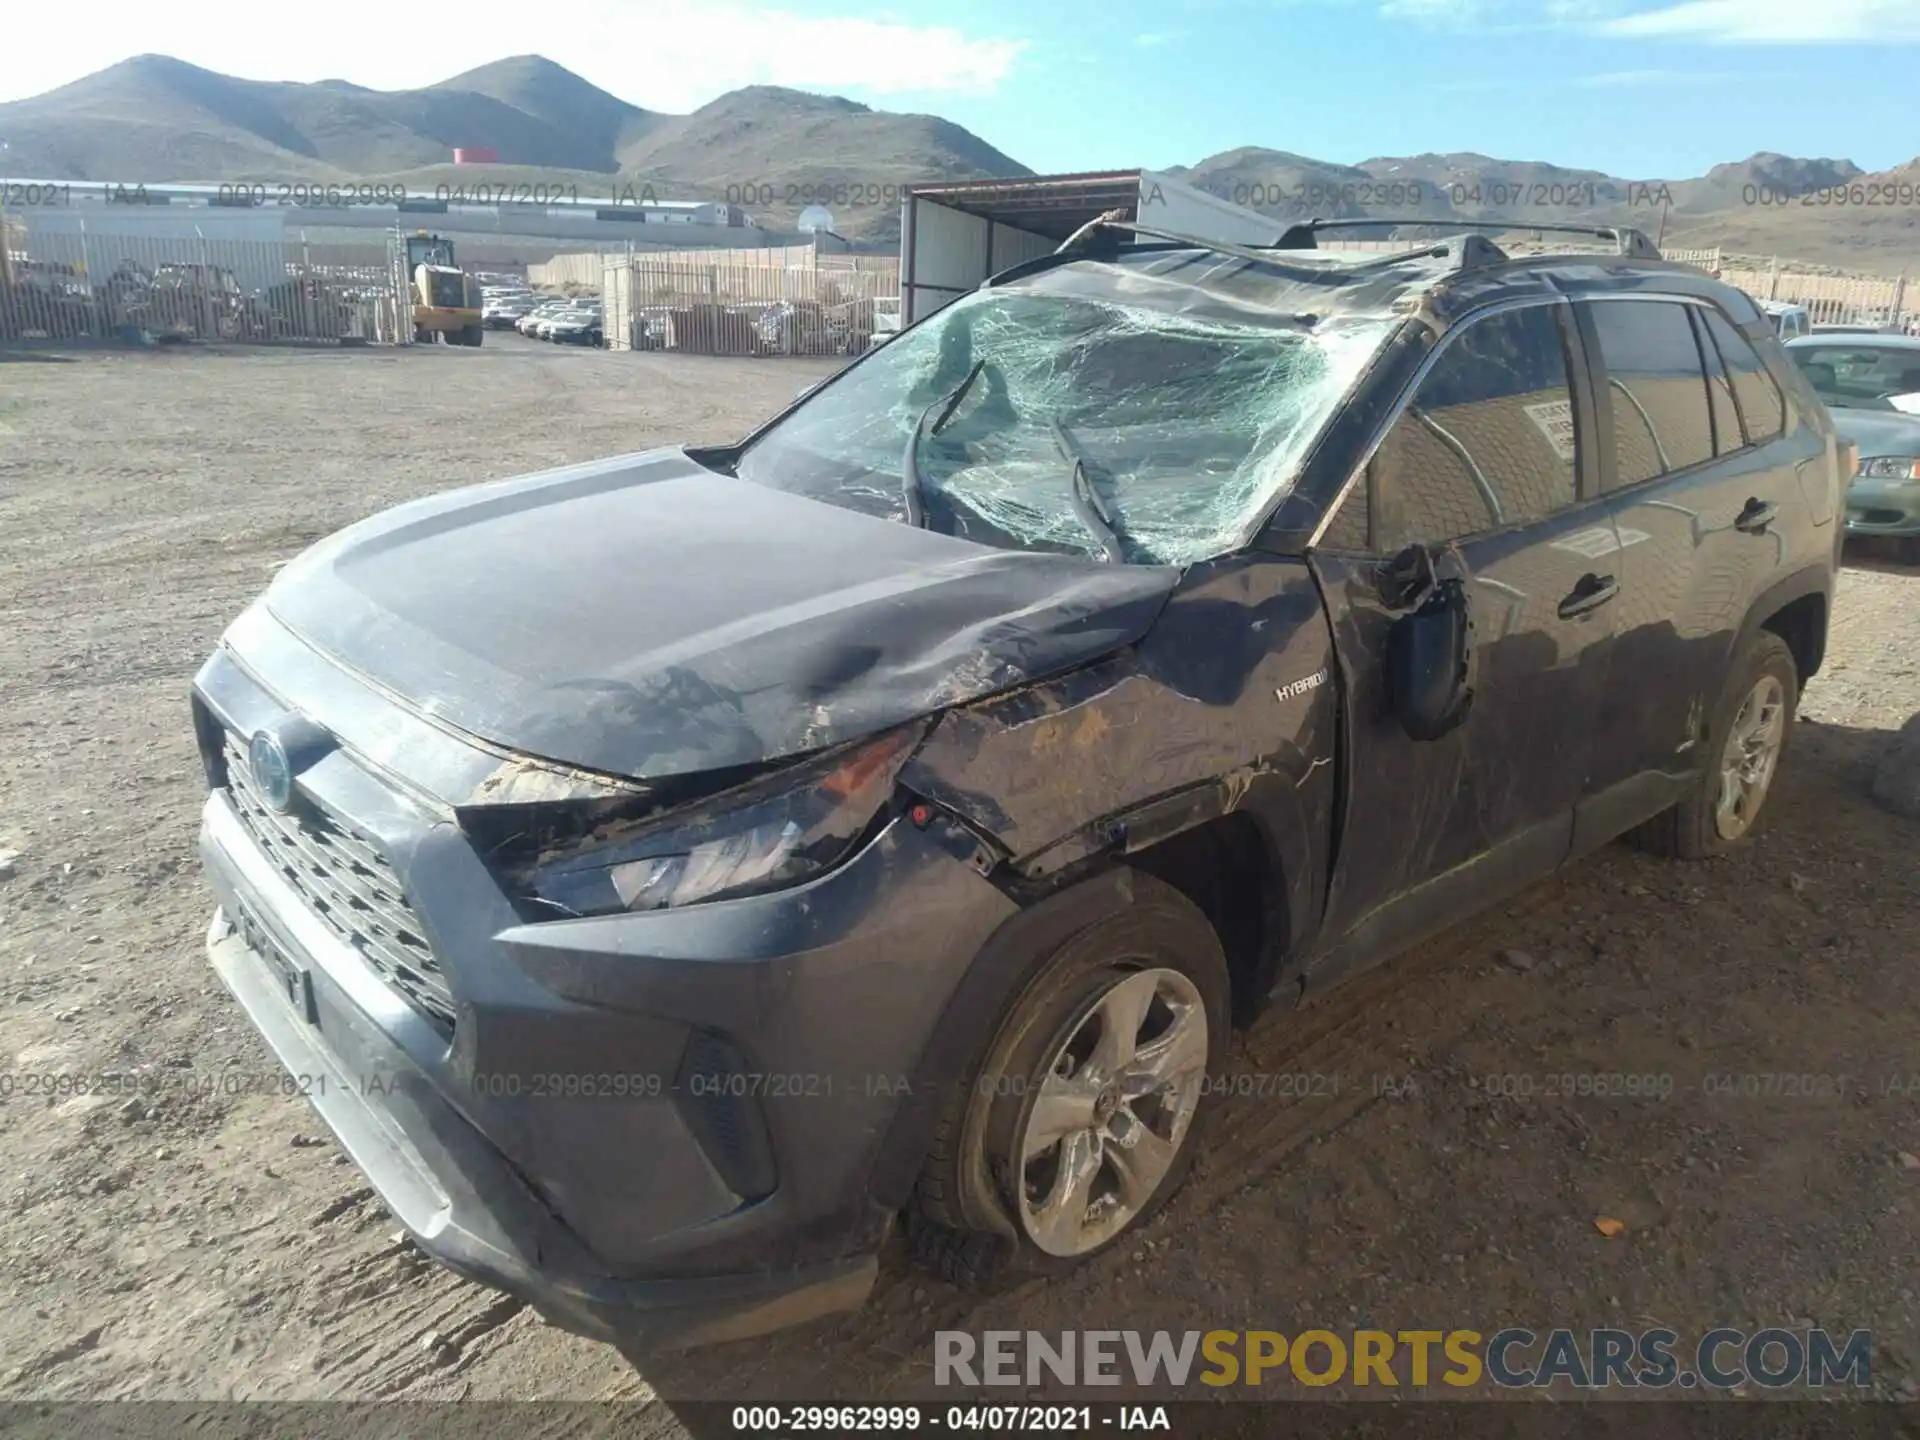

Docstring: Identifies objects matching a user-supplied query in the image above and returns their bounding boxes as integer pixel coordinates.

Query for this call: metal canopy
[903,171,1147,242]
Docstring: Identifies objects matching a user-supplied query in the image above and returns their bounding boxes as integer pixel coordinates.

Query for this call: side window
[1370,304,1579,552]
[1316,475,1371,551]
[1689,308,1745,456]
[1588,300,1716,490]
[1701,309,1786,444]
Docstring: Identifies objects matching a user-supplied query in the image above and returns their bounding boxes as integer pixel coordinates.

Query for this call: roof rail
[1053,211,1290,267]
[1051,214,1470,277]
[1272,217,1663,261]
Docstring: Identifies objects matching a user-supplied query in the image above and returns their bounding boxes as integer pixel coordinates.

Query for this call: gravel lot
[2,339,1918,1421]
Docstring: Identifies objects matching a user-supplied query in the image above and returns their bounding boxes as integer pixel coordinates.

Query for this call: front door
[1308,298,1620,982]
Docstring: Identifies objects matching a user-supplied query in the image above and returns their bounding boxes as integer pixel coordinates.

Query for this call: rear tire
[911,873,1228,1287]
[464,324,484,347]
[1633,630,1797,860]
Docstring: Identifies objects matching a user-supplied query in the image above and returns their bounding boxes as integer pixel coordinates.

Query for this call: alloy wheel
[1014,967,1209,1258]
[1714,673,1786,840]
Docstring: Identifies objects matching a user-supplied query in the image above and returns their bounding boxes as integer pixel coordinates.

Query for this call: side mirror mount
[1385,552,1474,742]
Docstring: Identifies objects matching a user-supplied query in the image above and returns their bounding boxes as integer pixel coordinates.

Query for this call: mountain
[621,85,1029,191]
[431,55,667,168]
[1166,147,1920,272]
[0,56,1914,270]
[0,54,636,177]
[0,55,1027,200]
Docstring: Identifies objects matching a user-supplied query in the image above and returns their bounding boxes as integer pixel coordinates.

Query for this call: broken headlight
[517,725,924,919]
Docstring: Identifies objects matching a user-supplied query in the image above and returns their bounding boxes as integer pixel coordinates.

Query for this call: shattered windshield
[732,274,1398,565]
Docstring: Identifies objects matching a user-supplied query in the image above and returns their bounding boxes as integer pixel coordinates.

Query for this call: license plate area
[235,901,318,1026]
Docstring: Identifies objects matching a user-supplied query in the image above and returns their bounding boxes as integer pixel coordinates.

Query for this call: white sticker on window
[1524,398,1578,462]
[1550,525,1620,559]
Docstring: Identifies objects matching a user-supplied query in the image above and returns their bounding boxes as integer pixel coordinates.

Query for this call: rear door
[1574,296,1805,849]
[1308,298,1621,978]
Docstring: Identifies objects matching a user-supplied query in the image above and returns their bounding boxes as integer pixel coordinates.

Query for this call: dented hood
[263,447,1178,781]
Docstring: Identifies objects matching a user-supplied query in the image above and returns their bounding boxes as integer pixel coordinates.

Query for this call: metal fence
[602,252,901,357]
[1,222,413,345]
[533,240,899,289]
[1719,265,1911,328]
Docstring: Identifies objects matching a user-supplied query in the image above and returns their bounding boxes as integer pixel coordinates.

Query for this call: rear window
[1701,310,1786,441]
[1588,300,1716,489]
[1690,310,1746,456]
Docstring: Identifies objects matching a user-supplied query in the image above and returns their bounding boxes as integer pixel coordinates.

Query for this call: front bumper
[204,905,876,1346]
[192,631,1017,1347]
[1844,476,1920,537]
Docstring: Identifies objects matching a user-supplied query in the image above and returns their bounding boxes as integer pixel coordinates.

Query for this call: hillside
[0,55,1030,211]
[430,56,668,168]
[1,55,1916,269]
[1166,147,1920,274]
[0,55,642,177]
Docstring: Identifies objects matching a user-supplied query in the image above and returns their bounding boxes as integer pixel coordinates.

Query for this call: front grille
[222,734,457,1033]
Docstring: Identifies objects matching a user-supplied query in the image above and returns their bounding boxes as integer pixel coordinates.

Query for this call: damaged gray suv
[193,217,1845,1349]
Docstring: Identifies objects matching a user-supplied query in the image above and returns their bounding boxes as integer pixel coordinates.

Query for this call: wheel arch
[1739,560,1830,686]
[868,798,1303,1219]
[867,865,1150,1223]
[1756,584,1827,686]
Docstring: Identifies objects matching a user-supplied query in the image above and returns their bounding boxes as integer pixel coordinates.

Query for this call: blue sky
[4,0,1919,177]
[917,0,1920,176]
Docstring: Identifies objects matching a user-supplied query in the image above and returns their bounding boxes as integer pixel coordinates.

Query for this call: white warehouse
[898,169,1284,324]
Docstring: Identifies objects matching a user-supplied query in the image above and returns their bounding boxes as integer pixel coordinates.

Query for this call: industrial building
[898,169,1281,324]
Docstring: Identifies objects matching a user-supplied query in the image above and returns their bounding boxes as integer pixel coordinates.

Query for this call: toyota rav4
[192,218,1846,1351]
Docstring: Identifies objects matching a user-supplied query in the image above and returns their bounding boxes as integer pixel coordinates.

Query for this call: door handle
[1734,497,1777,534]
[1557,572,1618,619]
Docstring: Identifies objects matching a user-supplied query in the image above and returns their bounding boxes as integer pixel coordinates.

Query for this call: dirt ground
[2,339,1918,1422]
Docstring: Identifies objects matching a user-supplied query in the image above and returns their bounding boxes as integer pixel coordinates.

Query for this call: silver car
[1786,333,1920,559]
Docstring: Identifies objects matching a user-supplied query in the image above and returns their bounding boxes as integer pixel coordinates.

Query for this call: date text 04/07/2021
[724,1404,1173,1433]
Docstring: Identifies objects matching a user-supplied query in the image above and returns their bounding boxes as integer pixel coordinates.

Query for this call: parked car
[548,309,603,346]
[483,296,538,330]
[545,301,595,341]
[1757,299,1811,342]
[1785,332,1920,560]
[192,219,1843,1354]
[517,302,573,337]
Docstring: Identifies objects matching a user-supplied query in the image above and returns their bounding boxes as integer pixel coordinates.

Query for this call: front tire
[1634,630,1797,859]
[912,874,1228,1284]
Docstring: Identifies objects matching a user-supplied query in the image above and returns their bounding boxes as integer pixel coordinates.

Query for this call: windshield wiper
[901,359,986,529]
[1050,419,1127,564]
